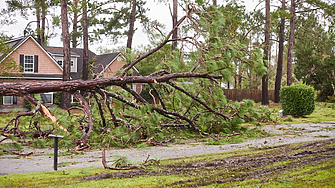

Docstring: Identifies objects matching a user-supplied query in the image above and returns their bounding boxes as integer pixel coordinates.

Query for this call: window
[24,55,34,72]
[57,60,73,67]
[57,60,63,67]
[3,96,13,105]
[40,92,53,104]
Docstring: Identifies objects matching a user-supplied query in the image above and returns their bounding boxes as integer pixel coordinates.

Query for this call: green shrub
[23,99,32,111]
[53,91,62,106]
[280,83,316,116]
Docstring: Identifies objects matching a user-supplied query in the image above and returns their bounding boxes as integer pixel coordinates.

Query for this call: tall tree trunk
[172,0,178,50]
[36,12,41,44]
[275,0,285,103]
[287,0,295,86]
[72,0,79,48]
[127,0,136,49]
[82,0,89,81]
[262,0,270,105]
[213,0,217,6]
[60,0,71,110]
[41,11,45,44]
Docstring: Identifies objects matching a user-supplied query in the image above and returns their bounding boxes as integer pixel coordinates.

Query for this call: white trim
[71,95,78,103]
[3,96,13,105]
[49,53,80,58]
[24,55,34,73]
[0,76,63,80]
[43,92,53,104]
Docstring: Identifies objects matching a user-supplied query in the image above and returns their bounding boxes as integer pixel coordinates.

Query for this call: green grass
[220,159,335,188]
[273,102,335,124]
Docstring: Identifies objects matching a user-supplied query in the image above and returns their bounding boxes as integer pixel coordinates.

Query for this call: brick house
[0,35,142,112]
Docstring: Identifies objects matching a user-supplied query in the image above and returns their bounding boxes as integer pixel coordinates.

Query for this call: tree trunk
[41,11,45,44]
[60,0,71,110]
[0,73,222,96]
[287,0,295,86]
[82,0,89,81]
[127,0,136,49]
[72,0,79,48]
[172,0,178,50]
[36,11,41,44]
[275,0,285,103]
[262,0,270,105]
[213,0,217,6]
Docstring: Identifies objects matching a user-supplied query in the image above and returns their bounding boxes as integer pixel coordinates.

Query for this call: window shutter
[34,55,38,72]
[40,94,47,104]
[20,55,24,72]
[13,96,17,104]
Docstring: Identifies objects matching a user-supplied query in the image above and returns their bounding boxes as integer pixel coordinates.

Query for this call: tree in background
[60,0,71,109]
[262,0,270,105]
[1,0,53,45]
[171,0,178,50]
[286,0,295,86]
[82,0,89,81]
[294,15,335,100]
[274,0,286,103]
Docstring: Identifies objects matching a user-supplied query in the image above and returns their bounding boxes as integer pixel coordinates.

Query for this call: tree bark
[0,73,222,96]
[287,0,295,86]
[127,0,136,49]
[36,9,41,44]
[60,0,71,110]
[72,0,79,48]
[172,0,178,50]
[82,0,89,81]
[262,0,270,105]
[213,0,217,6]
[275,0,285,103]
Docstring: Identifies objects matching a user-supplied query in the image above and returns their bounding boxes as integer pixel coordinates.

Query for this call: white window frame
[71,95,78,103]
[43,92,53,104]
[24,55,34,73]
[3,96,13,105]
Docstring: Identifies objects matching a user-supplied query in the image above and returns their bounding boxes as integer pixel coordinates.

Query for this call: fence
[222,89,275,103]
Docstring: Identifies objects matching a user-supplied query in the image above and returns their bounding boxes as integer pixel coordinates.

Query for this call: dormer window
[57,60,63,67]
[57,60,74,67]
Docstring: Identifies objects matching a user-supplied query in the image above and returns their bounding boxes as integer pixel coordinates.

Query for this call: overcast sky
[0,0,258,54]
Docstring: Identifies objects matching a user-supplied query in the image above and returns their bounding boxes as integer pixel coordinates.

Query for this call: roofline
[4,36,26,44]
[0,36,64,72]
[99,53,140,74]
[50,53,80,58]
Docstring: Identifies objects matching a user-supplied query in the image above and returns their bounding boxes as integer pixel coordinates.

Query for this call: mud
[1,121,335,177]
[85,139,335,187]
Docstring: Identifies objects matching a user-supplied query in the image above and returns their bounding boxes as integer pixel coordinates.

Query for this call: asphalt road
[1,121,335,175]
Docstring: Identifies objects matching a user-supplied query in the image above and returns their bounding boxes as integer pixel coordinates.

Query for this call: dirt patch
[84,139,335,187]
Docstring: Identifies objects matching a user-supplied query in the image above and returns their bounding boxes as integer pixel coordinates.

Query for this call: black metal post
[48,134,64,171]
[54,137,58,171]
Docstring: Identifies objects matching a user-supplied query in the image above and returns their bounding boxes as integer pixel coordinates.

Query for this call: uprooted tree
[0,3,268,150]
